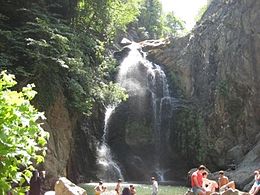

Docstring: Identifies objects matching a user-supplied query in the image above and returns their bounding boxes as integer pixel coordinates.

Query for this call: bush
[0,71,49,193]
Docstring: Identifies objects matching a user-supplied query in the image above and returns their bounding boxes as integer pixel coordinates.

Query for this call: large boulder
[55,177,87,195]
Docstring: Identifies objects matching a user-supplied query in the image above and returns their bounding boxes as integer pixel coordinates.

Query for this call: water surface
[79,182,188,195]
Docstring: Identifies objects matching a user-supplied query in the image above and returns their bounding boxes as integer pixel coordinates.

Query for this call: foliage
[93,82,128,108]
[76,0,143,41]
[172,107,207,165]
[161,12,185,37]
[0,71,49,193]
[134,0,185,39]
[137,0,163,39]
[0,0,131,115]
[94,58,128,107]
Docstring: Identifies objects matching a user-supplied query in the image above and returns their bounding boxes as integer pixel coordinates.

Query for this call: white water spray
[96,106,124,181]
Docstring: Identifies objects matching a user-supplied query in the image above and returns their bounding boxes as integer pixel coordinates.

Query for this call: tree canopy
[132,0,185,39]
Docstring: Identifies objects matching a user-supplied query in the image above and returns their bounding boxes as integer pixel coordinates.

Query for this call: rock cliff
[145,0,260,190]
[40,88,104,190]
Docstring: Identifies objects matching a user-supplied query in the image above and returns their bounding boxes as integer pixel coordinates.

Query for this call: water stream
[96,106,124,181]
[97,42,175,181]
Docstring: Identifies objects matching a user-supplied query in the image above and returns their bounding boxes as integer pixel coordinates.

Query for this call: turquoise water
[79,182,188,195]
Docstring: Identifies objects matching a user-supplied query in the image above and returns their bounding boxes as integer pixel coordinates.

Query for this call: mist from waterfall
[117,43,146,97]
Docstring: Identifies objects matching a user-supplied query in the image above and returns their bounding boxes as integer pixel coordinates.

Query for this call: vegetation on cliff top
[0,0,184,114]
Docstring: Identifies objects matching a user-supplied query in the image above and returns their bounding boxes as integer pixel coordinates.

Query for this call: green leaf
[0,71,49,192]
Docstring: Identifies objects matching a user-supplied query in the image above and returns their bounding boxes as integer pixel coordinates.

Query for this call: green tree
[137,0,163,39]
[76,0,143,41]
[134,0,185,39]
[161,12,184,37]
[0,71,49,194]
[0,0,139,114]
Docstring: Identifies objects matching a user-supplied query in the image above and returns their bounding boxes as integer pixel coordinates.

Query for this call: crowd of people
[190,165,260,195]
[94,177,158,195]
[94,178,137,195]
[7,166,259,195]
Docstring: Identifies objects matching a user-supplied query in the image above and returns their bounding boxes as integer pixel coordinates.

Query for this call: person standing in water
[151,177,158,195]
[115,179,122,195]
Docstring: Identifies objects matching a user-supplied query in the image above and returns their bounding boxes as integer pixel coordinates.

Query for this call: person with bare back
[115,179,122,195]
[218,170,236,192]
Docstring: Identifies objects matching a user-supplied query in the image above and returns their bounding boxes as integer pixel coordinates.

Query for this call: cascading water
[96,106,124,181]
[96,43,144,181]
[116,42,174,181]
[146,60,174,182]
[96,41,176,182]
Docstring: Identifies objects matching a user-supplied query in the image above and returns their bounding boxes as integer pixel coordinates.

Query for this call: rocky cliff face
[145,0,260,190]
[40,88,103,190]
[41,89,75,189]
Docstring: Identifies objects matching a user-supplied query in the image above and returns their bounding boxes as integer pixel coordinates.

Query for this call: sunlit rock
[55,177,87,195]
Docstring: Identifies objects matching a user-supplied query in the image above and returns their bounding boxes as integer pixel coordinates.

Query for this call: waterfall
[146,62,172,181]
[117,43,174,181]
[96,106,124,181]
[96,43,144,181]
[96,42,175,181]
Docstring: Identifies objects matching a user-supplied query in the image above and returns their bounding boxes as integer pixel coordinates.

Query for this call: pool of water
[79,182,188,195]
